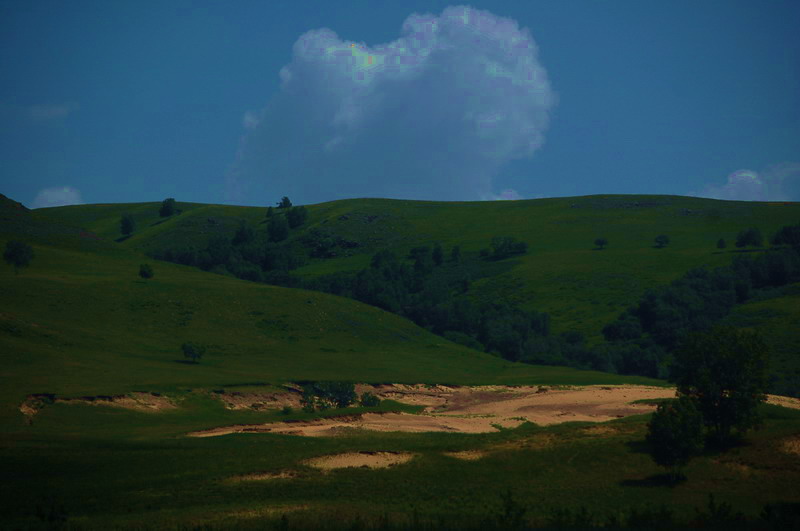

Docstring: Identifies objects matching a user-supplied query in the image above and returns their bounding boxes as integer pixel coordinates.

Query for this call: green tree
[266,206,274,218]
[268,214,289,242]
[287,206,308,228]
[3,240,34,274]
[159,198,176,217]
[646,396,705,482]
[654,234,670,248]
[670,326,770,445]
[717,238,726,250]
[432,242,444,266]
[594,237,608,250]
[181,342,206,363]
[139,263,154,279]
[277,196,292,209]
[360,392,381,407]
[736,227,763,248]
[120,214,136,236]
[232,221,255,245]
[772,223,800,247]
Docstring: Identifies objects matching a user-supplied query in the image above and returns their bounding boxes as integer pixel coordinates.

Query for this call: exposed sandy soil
[304,451,414,470]
[188,384,800,438]
[188,385,672,437]
[20,392,177,420]
[228,470,299,482]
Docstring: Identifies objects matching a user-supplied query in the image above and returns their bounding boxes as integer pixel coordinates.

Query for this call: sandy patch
[304,451,414,470]
[443,450,487,461]
[188,385,675,438]
[186,385,800,438]
[56,392,177,412]
[229,470,298,482]
[767,394,800,410]
[212,387,303,411]
[781,436,800,456]
[19,391,176,420]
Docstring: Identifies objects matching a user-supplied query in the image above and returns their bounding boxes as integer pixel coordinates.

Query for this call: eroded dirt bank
[189,384,676,437]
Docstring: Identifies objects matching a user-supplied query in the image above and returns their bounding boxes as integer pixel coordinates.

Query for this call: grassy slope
[42,195,800,344]
[1,196,657,420]
[4,194,800,528]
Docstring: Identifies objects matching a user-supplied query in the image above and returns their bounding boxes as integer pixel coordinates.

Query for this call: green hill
[41,195,800,343]
[4,193,800,529]
[2,194,656,417]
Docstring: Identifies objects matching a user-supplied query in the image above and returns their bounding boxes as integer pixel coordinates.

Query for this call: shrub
[736,227,763,248]
[654,235,670,248]
[120,214,135,236]
[360,392,380,407]
[646,396,704,481]
[181,342,206,363]
[3,240,33,274]
[138,263,154,279]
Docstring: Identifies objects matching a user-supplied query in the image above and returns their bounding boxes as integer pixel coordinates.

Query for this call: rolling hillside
[40,194,800,343]
[1,193,657,422]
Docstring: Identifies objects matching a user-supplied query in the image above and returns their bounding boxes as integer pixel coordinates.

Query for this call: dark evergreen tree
[277,196,292,209]
[717,238,726,250]
[594,237,608,250]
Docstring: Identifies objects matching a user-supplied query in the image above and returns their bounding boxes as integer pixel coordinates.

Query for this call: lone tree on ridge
[594,237,608,250]
[159,198,176,217]
[3,240,34,274]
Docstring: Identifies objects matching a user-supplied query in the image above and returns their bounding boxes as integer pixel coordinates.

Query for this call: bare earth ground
[188,385,668,438]
[188,385,800,438]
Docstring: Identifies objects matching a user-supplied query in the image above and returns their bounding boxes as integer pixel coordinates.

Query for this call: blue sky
[1,0,798,208]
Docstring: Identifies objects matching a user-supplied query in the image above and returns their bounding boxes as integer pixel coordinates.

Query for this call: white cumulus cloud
[225,5,556,205]
[32,186,83,209]
[689,163,800,202]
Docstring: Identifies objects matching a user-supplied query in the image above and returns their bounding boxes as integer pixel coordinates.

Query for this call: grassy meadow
[2,193,800,528]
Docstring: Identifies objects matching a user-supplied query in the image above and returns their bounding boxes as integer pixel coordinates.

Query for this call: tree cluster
[599,222,800,386]
[300,381,357,412]
[646,326,769,479]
